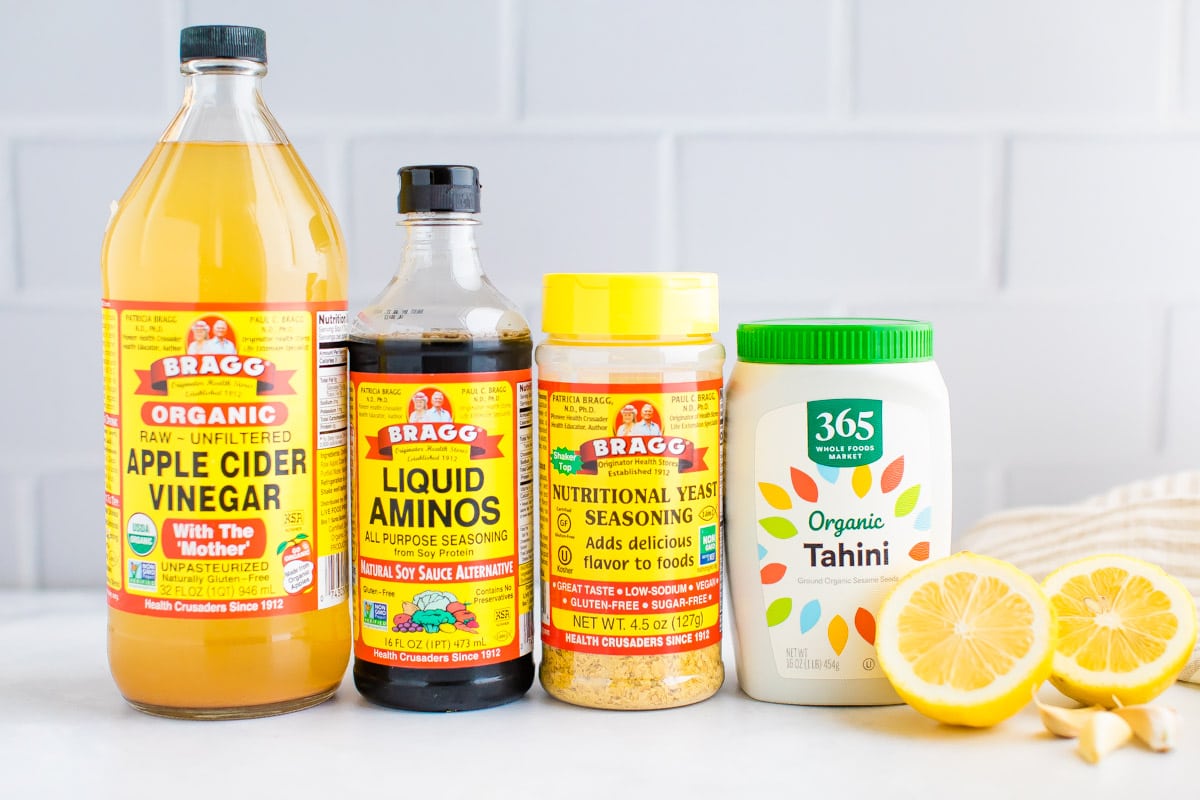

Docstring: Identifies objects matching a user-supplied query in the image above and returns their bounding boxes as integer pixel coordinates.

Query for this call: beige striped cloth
[959,472,1200,684]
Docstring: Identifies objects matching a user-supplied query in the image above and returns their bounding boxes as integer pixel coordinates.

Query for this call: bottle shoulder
[102,142,346,303]
[352,275,530,341]
[535,339,725,382]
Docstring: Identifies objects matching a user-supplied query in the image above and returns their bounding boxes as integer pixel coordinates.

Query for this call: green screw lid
[736,318,934,364]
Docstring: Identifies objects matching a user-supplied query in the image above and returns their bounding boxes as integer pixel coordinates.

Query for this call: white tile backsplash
[857,0,1167,117]
[3,2,1199,586]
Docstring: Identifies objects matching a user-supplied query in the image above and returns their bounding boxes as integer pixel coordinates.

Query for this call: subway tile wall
[1,0,1196,587]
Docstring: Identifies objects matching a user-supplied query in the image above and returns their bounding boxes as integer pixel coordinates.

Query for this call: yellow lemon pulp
[876,552,1054,727]
[1043,555,1197,708]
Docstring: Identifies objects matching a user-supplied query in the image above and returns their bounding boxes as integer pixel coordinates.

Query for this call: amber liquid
[349,335,534,711]
[102,142,350,718]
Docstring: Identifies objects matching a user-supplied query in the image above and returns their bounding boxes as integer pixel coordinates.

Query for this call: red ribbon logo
[365,422,504,461]
[577,435,707,474]
[136,354,294,396]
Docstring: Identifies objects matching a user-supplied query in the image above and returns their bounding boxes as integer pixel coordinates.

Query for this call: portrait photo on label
[409,387,453,423]
[614,400,662,436]
[186,315,239,355]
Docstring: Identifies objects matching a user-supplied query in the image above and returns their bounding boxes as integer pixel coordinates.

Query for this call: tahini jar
[538,273,725,709]
[726,319,951,705]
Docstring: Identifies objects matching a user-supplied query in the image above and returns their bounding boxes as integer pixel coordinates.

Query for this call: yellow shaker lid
[541,272,719,338]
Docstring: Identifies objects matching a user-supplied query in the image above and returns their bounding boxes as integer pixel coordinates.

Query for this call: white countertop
[2,591,1196,798]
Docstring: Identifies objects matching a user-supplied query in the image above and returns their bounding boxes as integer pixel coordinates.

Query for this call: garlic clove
[1033,694,1104,738]
[1077,711,1134,764]
[1111,705,1180,752]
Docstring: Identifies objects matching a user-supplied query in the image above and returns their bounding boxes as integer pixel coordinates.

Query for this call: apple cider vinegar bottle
[102,25,350,719]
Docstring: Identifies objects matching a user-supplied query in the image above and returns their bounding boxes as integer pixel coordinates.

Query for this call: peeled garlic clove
[1077,711,1134,764]
[1112,705,1179,752]
[1033,695,1104,738]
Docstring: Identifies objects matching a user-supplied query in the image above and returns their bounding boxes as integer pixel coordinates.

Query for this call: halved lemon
[876,552,1055,727]
[1042,554,1197,708]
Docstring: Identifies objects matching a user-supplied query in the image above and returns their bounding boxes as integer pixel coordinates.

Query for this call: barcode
[318,552,348,608]
[520,611,533,656]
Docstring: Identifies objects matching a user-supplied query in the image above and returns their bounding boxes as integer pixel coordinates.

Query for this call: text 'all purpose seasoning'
[538,273,725,709]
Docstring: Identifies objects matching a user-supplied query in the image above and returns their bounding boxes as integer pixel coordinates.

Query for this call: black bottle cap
[398,165,481,213]
[180,25,267,63]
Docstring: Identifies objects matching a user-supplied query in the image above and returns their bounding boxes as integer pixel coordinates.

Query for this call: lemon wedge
[1042,554,1197,708]
[876,552,1055,727]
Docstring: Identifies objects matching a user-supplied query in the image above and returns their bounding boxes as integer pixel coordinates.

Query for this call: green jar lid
[736,318,934,364]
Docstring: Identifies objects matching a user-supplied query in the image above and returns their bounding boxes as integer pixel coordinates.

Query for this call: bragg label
[103,302,349,619]
[540,380,722,656]
[350,371,534,669]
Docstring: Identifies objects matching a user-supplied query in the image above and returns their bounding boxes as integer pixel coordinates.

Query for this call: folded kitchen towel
[959,472,1200,685]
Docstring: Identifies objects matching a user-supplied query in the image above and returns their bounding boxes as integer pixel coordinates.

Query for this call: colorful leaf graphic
[760,563,787,585]
[914,507,932,531]
[881,456,905,493]
[766,597,793,627]
[757,544,768,561]
[894,484,921,517]
[851,465,872,498]
[800,599,821,633]
[854,607,876,645]
[758,481,792,510]
[790,468,819,503]
[909,541,930,561]
[759,516,799,539]
[818,464,840,484]
[828,615,849,656]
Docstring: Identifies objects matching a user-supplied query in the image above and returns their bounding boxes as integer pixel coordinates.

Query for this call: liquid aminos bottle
[102,25,350,718]
[350,166,534,710]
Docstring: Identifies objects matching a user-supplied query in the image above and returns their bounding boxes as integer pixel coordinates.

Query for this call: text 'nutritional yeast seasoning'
[538,273,725,709]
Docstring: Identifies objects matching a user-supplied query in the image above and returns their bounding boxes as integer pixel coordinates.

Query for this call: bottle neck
[161,59,288,145]
[396,213,485,289]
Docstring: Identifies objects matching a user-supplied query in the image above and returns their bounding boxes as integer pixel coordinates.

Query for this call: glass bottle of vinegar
[102,25,350,719]
[349,165,534,710]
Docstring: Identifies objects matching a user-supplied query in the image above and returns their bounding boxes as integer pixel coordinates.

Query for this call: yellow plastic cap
[541,272,719,339]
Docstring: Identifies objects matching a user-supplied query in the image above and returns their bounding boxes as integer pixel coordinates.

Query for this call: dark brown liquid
[349,334,534,711]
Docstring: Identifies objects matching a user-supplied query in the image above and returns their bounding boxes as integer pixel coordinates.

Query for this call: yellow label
[104,302,348,619]
[351,371,533,669]
[540,380,722,656]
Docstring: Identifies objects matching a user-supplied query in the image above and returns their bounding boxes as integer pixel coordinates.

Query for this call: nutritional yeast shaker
[538,273,725,709]
[102,26,350,718]
[349,166,534,710]
[726,319,951,705]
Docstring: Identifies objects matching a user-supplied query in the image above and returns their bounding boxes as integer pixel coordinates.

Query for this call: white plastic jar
[726,319,952,705]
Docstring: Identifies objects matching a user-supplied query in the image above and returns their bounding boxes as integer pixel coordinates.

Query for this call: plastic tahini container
[726,319,951,705]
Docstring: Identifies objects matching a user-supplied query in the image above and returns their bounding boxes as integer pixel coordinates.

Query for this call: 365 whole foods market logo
[807,399,883,468]
[389,591,480,635]
[757,456,932,657]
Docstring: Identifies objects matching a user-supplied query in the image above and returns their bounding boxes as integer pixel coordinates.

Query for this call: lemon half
[1042,554,1197,708]
[876,552,1055,727]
